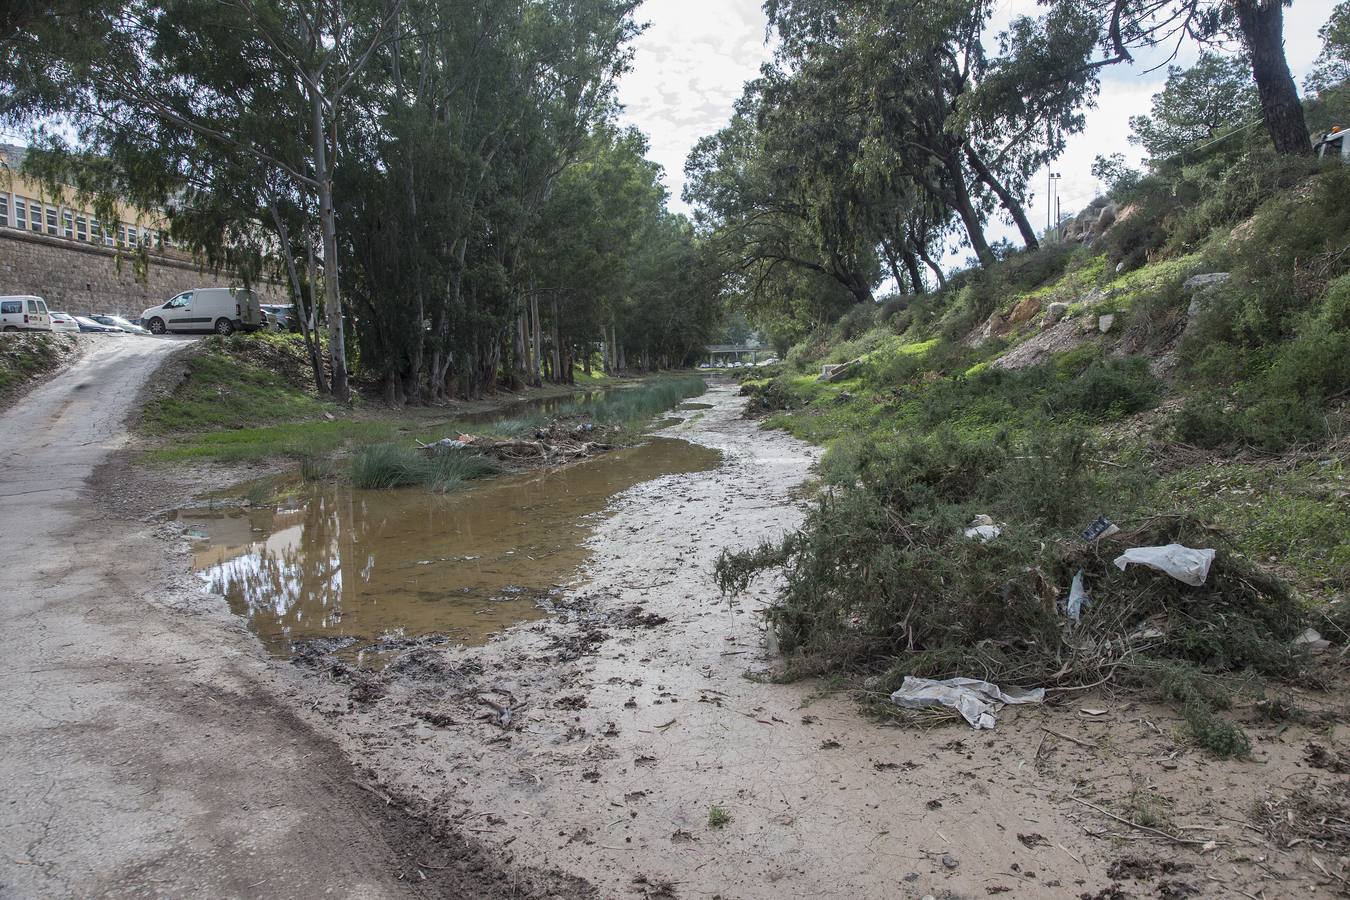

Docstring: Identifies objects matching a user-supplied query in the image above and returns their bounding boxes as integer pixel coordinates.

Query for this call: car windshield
[106,316,136,327]
[74,317,101,327]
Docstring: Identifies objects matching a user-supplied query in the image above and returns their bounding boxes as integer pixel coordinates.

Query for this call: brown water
[179,437,720,658]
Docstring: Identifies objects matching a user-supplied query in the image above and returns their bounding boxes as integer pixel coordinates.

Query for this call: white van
[0,296,53,332]
[140,287,264,336]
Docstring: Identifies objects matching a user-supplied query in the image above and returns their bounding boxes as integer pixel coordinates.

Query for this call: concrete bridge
[704,343,770,366]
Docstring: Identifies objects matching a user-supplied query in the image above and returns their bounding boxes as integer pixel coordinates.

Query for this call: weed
[707,805,732,829]
[351,444,499,491]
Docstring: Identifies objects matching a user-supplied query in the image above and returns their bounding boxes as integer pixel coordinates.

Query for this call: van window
[1,301,21,314]
[26,299,44,314]
[165,292,192,309]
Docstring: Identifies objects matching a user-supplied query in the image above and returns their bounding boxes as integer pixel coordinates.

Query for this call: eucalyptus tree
[1052,0,1312,155]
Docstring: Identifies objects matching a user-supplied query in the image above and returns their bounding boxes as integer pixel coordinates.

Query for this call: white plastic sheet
[889,676,1045,730]
[1067,569,1090,621]
[1112,544,1215,586]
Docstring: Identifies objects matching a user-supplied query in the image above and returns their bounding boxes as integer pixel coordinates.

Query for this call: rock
[818,360,861,382]
[1115,260,1127,274]
[1008,295,1041,325]
[1187,297,1203,318]
[942,854,959,870]
[1183,272,1230,293]
[1097,313,1116,333]
[1043,302,1069,327]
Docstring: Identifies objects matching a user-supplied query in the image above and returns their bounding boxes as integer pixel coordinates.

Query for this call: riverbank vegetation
[141,332,705,489]
[706,5,1350,753]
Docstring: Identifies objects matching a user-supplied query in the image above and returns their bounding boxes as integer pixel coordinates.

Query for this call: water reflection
[179,437,720,656]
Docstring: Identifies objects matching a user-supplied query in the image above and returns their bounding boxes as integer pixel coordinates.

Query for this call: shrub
[1045,358,1160,421]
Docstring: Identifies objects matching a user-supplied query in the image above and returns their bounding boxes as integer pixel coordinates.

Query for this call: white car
[49,312,81,333]
[0,295,53,332]
[140,287,265,336]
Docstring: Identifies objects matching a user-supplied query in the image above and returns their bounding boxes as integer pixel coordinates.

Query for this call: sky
[616,0,1336,264]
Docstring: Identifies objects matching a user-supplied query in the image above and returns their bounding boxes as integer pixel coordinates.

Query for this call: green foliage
[140,338,331,434]
[707,806,732,829]
[1128,53,1258,159]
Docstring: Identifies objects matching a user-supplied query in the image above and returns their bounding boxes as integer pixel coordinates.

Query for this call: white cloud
[617,0,771,212]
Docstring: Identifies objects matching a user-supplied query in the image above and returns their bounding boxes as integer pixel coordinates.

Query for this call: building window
[46,206,57,235]
[30,201,43,232]
[0,193,8,227]
[14,197,25,230]
[62,210,74,238]
[76,216,87,241]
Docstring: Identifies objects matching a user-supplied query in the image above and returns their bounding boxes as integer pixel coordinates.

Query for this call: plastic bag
[1112,544,1215,587]
[890,676,1045,730]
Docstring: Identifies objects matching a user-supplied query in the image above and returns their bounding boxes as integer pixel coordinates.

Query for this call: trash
[1292,628,1331,653]
[1112,544,1216,587]
[963,514,1002,542]
[1067,569,1091,621]
[1081,515,1120,543]
[421,437,468,451]
[889,676,1045,729]
[1080,708,1108,717]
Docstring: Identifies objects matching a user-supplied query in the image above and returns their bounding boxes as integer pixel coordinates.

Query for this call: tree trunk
[1233,0,1311,156]
[309,83,349,403]
[880,238,906,292]
[550,297,562,385]
[915,240,947,289]
[900,244,926,295]
[942,154,996,267]
[964,144,1039,250]
[269,202,329,395]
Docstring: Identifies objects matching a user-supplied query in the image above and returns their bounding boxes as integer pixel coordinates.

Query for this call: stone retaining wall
[0,227,283,317]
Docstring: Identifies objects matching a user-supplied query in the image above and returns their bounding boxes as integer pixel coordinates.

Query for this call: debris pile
[418,422,615,469]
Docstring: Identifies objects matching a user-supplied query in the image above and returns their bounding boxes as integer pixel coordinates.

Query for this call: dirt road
[0,337,545,899]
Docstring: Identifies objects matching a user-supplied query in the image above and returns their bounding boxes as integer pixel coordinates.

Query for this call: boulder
[1008,295,1041,325]
[1043,302,1069,327]
[1182,272,1230,293]
[1097,313,1116,333]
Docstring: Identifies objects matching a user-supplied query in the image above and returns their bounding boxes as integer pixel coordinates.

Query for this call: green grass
[1160,461,1350,601]
[707,805,732,829]
[351,444,500,491]
[140,342,331,434]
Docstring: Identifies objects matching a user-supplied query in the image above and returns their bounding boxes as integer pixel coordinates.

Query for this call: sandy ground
[0,337,583,899]
[6,351,1347,899]
[296,382,1349,899]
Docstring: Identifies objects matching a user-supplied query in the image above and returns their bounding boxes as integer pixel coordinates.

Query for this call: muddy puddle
[178,437,719,661]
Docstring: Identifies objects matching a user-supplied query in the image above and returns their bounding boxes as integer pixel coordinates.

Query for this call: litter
[963,514,1002,542]
[1081,515,1119,543]
[1067,569,1090,621]
[1112,544,1216,587]
[1293,628,1331,653]
[420,437,469,451]
[889,676,1045,730]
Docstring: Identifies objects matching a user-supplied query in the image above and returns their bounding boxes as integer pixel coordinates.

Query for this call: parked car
[91,314,150,335]
[73,316,122,334]
[0,295,53,332]
[140,287,264,336]
[49,312,81,333]
[261,303,301,332]
[1316,126,1348,163]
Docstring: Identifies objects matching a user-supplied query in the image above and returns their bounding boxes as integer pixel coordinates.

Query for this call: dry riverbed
[174,381,1346,899]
